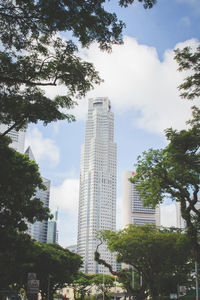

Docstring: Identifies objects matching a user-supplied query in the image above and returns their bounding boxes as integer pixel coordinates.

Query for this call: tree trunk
[195,260,199,300]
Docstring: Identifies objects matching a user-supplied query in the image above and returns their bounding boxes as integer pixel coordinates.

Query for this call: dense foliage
[70,272,115,300]
[33,243,82,300]
[70,273,94,300]
[0,229,82,300]
[0,0,157,136]
[0,136,51,231]
[131,107,200,261]
[96,224,192,299]
[91,274,115,300]
[174,45,200,100]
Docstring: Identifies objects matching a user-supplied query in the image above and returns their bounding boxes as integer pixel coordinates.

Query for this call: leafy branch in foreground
[0,0,157,135]
[0,0,157,51]
[0,37,102,137]
[131,106,200,262]
[0,136,51,231]
[96,224,192,299]
[174,44,200,100]
[94,237,148,299]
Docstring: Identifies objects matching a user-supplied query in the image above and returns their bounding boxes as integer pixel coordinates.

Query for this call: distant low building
[67,244,77,253]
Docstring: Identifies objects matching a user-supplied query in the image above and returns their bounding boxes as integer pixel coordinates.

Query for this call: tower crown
[89,97,111,111]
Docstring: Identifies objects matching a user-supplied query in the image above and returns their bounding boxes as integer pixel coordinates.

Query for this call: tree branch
[0,75,57,86]
[0,120,24,139]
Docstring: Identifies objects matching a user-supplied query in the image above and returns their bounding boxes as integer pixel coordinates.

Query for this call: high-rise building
[25,146,50,243]
[77,97,117,274]
[0,124,26,153]
[47,209,58,244]
[122,171,160,228]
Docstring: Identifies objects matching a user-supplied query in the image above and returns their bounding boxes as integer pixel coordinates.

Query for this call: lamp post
[47,275,50,300]
[195,261,199,300]
[103,273,105,300]
[132,267,134,289]
[115,276,117,300]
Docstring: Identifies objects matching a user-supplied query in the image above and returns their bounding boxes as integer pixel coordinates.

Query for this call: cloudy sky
[25,0,200,247]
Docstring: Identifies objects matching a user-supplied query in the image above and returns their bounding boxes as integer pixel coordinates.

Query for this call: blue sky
[25,0,200,247]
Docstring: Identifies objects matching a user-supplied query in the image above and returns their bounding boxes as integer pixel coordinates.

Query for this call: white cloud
[40,37,199,134]
[50,178,79,247]
[25,128,60,166]
[160,203,177,227]
[50,179,123,246]
[73,37,199,134]
[50,178,79,213]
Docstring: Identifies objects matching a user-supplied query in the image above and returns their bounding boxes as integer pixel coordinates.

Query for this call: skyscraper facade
[25,146,50,243]
[122,171,160,228]
[0,124,26,153]
[77,97,117,274]
[47,209,58,244]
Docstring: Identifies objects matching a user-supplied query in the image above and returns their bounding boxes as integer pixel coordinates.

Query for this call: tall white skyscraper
[77,97,117,274]
[122,171,160,228]
[0,124,25,153]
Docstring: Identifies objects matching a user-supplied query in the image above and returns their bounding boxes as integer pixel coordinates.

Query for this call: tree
[131,107,200,264]
[70,273,115,300]
[96,224,192,299]
[174,44,200,100]
[0,230,82,299]
[31,243,82,300]
[0,229,36,290]
[0,0,157,136]
[70,272,94,300]
[94,243,147,299]
[114,268,147,300]
[91,274,115,300]
[0,136,51,232]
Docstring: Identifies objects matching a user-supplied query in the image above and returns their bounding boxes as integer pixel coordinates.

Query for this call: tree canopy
[131,107,200,261]
[174,44,200,100]
[0,0,157,136]
[32,243,82,300]
[96,224,192,299]
[91,274,115,300]
[0,229,35,290]
[70,273,115,300]
[0,229,82,299]
[0,136,51,232]
[70,272,94,300]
